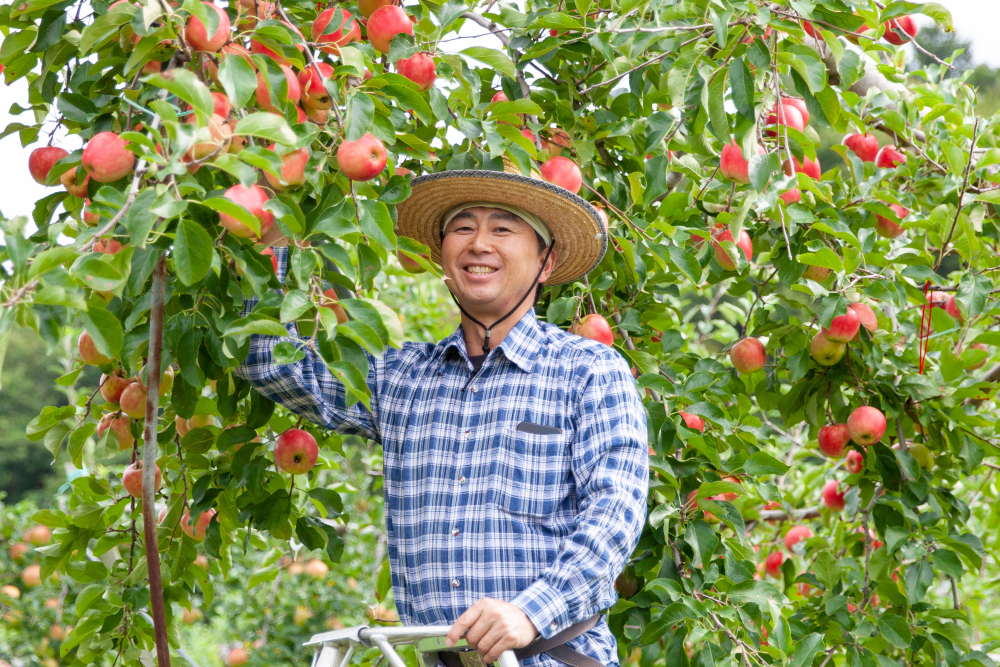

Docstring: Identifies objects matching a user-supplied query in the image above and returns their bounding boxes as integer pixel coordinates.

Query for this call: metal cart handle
[305,625,519,667]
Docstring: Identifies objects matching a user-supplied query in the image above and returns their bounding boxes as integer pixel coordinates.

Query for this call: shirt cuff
[511,579,570,639]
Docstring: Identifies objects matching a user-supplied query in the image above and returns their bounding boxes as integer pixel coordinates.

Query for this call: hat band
[441,201,553,246]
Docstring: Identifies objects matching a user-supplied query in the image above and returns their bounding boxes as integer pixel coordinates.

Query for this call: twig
[936,118,980,270]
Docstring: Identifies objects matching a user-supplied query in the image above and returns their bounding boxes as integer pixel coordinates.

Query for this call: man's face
[441,207,555,315]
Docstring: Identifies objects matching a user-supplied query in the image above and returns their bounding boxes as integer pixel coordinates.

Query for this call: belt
[438,616,604,667]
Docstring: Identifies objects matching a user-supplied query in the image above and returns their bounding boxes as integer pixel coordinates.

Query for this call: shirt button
[551,622,558,629]
[452,579,460,588]
[452,528,460,537]
[464,430,471,438]
[470,386,477,393]
[458,476,466,485]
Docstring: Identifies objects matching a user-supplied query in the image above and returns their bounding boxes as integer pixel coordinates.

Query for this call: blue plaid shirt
[236,249,648,667]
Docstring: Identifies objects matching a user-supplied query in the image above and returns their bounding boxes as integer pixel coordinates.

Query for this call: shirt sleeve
[511,348,649,638]
[234,246,380,440]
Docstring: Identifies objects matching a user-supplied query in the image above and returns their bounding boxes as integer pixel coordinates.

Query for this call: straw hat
[395,158,607,286]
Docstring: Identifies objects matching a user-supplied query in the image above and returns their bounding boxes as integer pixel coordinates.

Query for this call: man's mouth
[464,265,498,275]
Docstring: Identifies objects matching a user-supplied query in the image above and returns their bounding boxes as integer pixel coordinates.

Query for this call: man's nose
[468,226,494,253]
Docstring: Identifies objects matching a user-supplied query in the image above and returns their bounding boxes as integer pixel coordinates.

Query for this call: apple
[82,132,135,183]
[176,414,213,437]
[678,411,705,432]
[264,146,310,190]
[810,331,845,366]
[184,114,232,167]
[122,461,161,498]
[779,189,801,206]
[570,314,614,346]
[822,480,846,511]
[783,155,821,180]
[78,331,111,365]
[29,146,69,185]
[27,525,51,546]
[802,20,818,38]
[261,247,279,274]
[944,295,963,323]
[540,128,572,156]
[764,102,804,137]
[907,442,935,470]
[100,370,133,402]
[194,554,209,568]
[0,585,20,599]
[275,428,319,474]
[82,200,100,226]
[802,264,829,282]
[366,5,414,53]
[287,560,305,575]
[764,551,784,577]
[236,0,273,27]
[336,133,387,181]
[719,141,764,184]
[729,337,766,374]
[594,206,609,230]
[397,52,436,91]
[848,302,878,335]
[219,184,274,239]
[846,449,865,474]
[256,65,301,112]
[119,381,148,419]
[783,525,813,552]
[304,559,329,578]
[61,167,90,198]
[293,606,314,625]
[359,0,392,18]
[312,7,361,54]
[615,571,640,599]
[875,145,907,168]
[181,508,216,541]
[397,250,428,273]
[182,608,203,624]
[874,203,908,239]
[298,63,334,109]
[540,156,583,193]
[9,543,29,561]
[492,91,509,103]
[319,289,350,324]
[822,308,860,343]
[963,342,988,370]
[93,237,123,254]
[780,97,810,126]
[712,229,752,270]
[883,16,917,45]
[718,475,741,501]
[228,648,249,667]
[21,564,42,587]
[98,413,134,449]
[817,423,850,458]
[304,104,329,123]
[843,133,879,163]
[185,3,230,52]
[847,405,886,446]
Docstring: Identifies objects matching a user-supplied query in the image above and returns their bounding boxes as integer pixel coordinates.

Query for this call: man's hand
[445,598,539,664]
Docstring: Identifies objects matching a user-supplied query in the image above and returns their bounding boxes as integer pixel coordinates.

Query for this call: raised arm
[234,247,380,440]
[511,350,649,638]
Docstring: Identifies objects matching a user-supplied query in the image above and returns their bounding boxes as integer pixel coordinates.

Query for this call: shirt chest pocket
[486,423,573,519]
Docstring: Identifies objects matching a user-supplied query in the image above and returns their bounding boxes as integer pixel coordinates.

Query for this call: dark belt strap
[514,615,605,667]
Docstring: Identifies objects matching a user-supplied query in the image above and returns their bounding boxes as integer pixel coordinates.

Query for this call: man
[237,160,649,667]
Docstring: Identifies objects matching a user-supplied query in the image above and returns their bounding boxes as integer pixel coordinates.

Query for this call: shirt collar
[437,310,543,373]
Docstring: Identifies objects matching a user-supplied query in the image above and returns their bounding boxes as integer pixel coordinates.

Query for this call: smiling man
[237,161,648,667]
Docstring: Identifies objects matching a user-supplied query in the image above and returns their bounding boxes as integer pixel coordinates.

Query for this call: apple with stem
[122,461,161,498]
[843,133,879,162]
[336,133,387,181]
[846,406,886,446]
[822,308,860,343]
[570,314,614,347]
[275,428,319,474]
[366,5,414,53]
[730,337,766,374]
[312,8,361,54]
[299,63,334,109]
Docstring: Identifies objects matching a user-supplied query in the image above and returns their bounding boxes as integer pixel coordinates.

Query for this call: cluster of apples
[809,301,877,366]
[802,14,918,47]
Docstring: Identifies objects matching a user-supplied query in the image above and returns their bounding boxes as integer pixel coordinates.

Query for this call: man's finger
[447,605,483,647]
[478,626,516,665]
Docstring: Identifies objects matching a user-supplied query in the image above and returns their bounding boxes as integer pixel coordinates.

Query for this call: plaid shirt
[236,248,648,667]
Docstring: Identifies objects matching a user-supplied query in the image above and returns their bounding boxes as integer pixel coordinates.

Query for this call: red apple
[875,145,907,168]
[712,229,752,270]
[539,156,582,193]
[780,97,810,126]
[61,168,90,198]
[846,406,886,447]
[185,3,230,52]
[122,461,161,498]
[784,525,814,552]
[366,5,413,53]
[119,382,148,419]
[255,65,300,112]
[883,16,917,45]
[359,0,392,18]
[945,295,964,323]
[396,250,427,273]
[571,314,614,346]
[843,133,879,162]
[764,102,805,137]
[849,302,878,334]
[27,525,51,546]
[9,543,29,562]
[783,155,821,180]
[312,7,361,54]
[78,331,111,365]
[491,91,508,103]
[29,146,69,185]
[719,141,764,184]
[822,480,846,511]
[846,449,865,474]
[228,647,249,667]
[100,371,133,403]
[83,199,100,226]
[810,331,845,366]
[779,189,801,206]
[93,237,124,255]
[729,337,766,374]
[304,104,328,123]
[822,308,860,343]
[679,411,704,432]
[98,413,134,450]
[336,133,387,181]
[275,428,319,474]
[397,52,436,91]
[305,558,329,578]
[219,184,274,240]
[321,289,350,324]
[82,132,135,183]
[874,203,908,239]
[818,424,850,458]
[261,247,278,274]
[802,20,818,38]
[298,63,334,109]
[264,146,310,190]
[765,551,784,577]
[21,564,42,587]
[181,508,216,541]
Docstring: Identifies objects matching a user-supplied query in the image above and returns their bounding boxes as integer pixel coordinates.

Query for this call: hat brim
[395,170,608,286]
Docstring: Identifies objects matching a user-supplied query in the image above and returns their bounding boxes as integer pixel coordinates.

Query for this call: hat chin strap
[449,242,556,356]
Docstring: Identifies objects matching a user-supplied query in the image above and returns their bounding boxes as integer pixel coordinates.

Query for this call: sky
[1,0,999,220]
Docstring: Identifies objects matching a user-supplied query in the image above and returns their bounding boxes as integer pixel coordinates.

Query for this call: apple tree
[3,0,1000,666]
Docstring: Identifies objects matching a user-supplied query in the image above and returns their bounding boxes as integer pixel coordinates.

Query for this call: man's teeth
[466,266,498,274]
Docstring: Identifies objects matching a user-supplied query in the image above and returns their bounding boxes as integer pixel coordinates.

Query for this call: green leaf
[381,84,435,125]
[79,2,135,55]
[80,307,123,359]
[225,315,290,338]
[790,634,824,667]
[749,152,780,193]
[173,219,214,285]
[233,113,297,145]
[706,68,730,144]
[29,247,79,278]
[530,12,583,30]
[460,46,517,80]
[144,69,213,123]
[201,197,260,237]
[728,57,755,120]
[742,451,789,475]
[878,613,912,649]
[217,52,257,110]
[726,579,781,606]
[71,254,125,293]
[346,93,375,143]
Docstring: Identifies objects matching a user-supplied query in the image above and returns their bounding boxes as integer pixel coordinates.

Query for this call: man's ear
[538,246,557,284]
